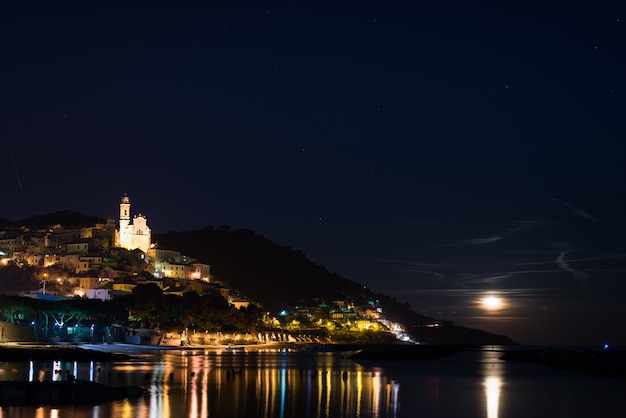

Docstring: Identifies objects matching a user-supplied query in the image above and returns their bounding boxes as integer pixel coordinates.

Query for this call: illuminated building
[115,193,151,253]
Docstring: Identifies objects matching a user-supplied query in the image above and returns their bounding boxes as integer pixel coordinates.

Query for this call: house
[0,234,26,254]
[112,277,137,292]
[86,288,111,301]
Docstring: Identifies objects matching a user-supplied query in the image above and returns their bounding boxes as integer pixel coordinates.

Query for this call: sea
[0,346,625,418]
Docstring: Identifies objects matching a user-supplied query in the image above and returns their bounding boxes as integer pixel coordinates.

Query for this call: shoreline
[0,341,326,361]
[0,343,134,361]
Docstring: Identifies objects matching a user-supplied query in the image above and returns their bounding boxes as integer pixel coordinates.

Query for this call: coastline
[0,341,312,361]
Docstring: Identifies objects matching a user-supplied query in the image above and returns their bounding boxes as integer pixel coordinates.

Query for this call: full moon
[482,296,503,310]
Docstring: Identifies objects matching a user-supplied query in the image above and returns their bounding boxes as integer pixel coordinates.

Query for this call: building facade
[115,193,151,253]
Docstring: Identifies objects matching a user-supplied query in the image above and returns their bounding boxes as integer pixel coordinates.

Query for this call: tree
[0,295,35,323]
[130,283,165,328]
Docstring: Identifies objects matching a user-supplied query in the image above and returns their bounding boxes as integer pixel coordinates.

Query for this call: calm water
[0,347,625,417]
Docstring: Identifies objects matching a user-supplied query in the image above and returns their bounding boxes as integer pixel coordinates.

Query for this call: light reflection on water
[1,348,625,417]
[484,377,501,418]
[2,350,400,418]
[483,358,503,418]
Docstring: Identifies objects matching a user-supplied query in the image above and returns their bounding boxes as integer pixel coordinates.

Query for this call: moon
[482,296,503,310]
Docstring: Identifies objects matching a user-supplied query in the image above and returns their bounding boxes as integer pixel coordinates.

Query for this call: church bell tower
[118,193,131,248]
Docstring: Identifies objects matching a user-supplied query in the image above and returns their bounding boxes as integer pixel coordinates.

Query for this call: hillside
[155,227,516,345]
[155,227,369,311]
[2,213,515,345]
[6,211,106,230]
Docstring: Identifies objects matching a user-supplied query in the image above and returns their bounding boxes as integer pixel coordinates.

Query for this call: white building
[86,288,111,301]
[115,193,151,253]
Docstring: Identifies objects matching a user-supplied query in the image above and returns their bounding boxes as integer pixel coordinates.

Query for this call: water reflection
[3,349,626,417]
[5,349,501,418]
[129,351,401,418]
[18,351,402,417]
[482,351,504,418]
[484,376,501,418]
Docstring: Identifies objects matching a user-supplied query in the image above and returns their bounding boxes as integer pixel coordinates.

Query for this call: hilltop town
[0,194,421,346]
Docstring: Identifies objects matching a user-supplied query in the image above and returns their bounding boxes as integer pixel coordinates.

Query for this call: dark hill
[14,211,106,230]
[155,227,516,345]
[0,218,14,229]
[155,227,369,311]
[1,212,106,235]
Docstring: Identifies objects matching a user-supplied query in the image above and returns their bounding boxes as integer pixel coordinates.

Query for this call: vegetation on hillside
[115,283,260,332]
[154,227,516,345]
[0,214,516,344]
[155,227,381,311]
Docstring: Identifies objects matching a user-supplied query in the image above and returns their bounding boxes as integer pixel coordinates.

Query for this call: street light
[40,273,49,295]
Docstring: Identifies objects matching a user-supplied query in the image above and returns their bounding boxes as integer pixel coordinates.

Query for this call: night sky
[2,1,626,347]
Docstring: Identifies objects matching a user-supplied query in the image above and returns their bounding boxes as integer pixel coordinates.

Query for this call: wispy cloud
[500,269,570,275]
[514,259,560,266]
[405,269,446,279]
[404,267,467,288]
[551,198,598,221]
[462,236,504,245]
[561,253,626,263]
[386,288,572,296]
[514,253,626,266]
[461,275,514,285]
[365,259,453,268]
[499,250,559,255]
[442,224,531,247]
[556,251,591,290]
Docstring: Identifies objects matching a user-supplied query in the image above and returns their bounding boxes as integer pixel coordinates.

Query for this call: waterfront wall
[0,321,36,342]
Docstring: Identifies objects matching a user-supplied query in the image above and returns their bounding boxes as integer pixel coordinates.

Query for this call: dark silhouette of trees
[0,295,36,323]
[116,283,263,332]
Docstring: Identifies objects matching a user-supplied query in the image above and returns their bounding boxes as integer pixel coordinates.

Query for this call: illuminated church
[115,193,151,253]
